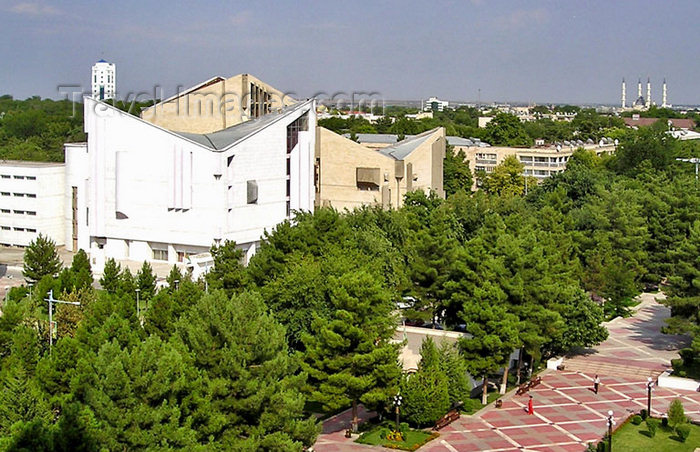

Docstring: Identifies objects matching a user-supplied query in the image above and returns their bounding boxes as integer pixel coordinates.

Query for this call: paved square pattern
[314,295,699,451]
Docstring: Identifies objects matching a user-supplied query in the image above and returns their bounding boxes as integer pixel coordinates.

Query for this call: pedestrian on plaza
[594,375,600,394]
[527,395,534,415]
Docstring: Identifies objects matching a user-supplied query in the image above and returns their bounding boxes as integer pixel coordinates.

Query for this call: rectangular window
[13,193,24,197]
[26,193,36,198]
[0,209,8,213]
[26,176,36,180]
[1,175,9,179]
[13,175,24,180]
[1,226,9,230]
[27,228,36,233]
[13,227,24,231]
[1,192,9,196]
[13,210,24,214]
[27,211,36,216]
[152,249,168,261]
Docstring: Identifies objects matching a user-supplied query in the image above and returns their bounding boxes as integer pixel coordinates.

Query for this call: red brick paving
[314,296,698,451]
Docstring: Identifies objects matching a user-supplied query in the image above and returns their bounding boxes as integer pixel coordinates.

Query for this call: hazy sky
[1,0,699,105]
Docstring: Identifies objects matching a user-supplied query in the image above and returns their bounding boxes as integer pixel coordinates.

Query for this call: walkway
[314,294,698,451]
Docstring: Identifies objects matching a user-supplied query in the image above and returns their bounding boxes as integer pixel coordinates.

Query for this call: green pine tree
[99,258,121,294]
[22,234,62,283]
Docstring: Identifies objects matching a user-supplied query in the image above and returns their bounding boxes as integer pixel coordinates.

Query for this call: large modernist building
[140,73,295,134]
[63,95,315,271]
[316,128,446,211]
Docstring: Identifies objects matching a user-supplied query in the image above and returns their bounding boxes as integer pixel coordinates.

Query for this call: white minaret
[637,78,642,99]
[662,78,667,108]
[621,78,626,108]
[646,77,651,108]
[91,59,116,100]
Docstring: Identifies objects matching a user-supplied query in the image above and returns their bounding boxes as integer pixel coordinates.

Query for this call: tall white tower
[637,78,642,99]
[621,78,626,108]
[91,59,116,100]
[646,77,651,108]
[662,78,667,108]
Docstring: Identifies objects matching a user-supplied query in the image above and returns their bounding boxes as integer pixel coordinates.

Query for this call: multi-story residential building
[64,96,316,271]
[424,97,449,112]
[91,59,116,100]
[0,161,65,246]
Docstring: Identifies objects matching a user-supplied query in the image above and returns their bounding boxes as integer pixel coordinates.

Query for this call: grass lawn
[612,420,700,451]
[356,426,438,450]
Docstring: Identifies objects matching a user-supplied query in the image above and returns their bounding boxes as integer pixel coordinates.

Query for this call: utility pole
[45,290,80,352]
[676,157,700,186]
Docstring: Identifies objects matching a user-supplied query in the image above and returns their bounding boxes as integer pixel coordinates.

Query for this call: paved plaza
[313,295,700,451]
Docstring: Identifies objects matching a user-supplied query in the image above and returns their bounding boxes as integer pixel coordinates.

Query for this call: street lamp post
[174,279,180,290]
[606,410,615,452]
[135,288,141,321]
[45,290,80,353]
[393,393,403,432]
[647,377,654,416]
[676,157,700,186]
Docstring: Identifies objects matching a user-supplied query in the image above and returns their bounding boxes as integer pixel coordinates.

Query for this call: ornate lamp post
[606,410,615,452]
[45,290,81,353]
[647,377,654,416]
[393,393,403,431]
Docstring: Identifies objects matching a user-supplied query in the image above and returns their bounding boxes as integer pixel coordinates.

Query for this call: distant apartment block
[0,161,65,247]
[91,59,116,100]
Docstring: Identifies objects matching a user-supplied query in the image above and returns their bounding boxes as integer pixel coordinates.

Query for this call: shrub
[640,408,647,420]
[631,415,642,425]
[401,369,450,427]
[676,424,691,442]
[596,440,606,452]
[585,442,596,452]
[668,399,687,428]
[646,418,658,438]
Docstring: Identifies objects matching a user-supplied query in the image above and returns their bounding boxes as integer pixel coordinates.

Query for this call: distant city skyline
[1,0,699,105]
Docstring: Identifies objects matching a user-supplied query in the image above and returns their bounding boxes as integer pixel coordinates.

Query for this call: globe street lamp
[647,377,654,417]
[607,410,615,452]
[393,393,403,432]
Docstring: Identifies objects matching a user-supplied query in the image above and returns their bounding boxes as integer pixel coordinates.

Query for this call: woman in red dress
[527,395,534,415]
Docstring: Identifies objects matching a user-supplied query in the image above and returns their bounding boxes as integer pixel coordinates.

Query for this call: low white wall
[658,370,700,391]
[547,357,564,370]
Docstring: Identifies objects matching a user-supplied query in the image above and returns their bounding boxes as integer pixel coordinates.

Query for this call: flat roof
[0,160,65,168]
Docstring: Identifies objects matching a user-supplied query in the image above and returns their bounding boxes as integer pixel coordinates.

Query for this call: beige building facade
[140,74,295,134]
[316,127,445,211]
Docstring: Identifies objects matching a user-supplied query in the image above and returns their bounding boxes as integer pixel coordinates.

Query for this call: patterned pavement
[313,295,698,451]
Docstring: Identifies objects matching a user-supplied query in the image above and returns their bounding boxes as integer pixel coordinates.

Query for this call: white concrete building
[424,97,449,112]
[0,161,65,247]
[91,59,116,100]
[65,96,316,271]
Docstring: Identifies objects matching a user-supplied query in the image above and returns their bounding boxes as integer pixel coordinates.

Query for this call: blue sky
[1,0,699,105]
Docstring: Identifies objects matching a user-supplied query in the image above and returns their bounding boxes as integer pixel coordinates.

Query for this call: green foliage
[300,270,401,417]
[443,145,473,195]
[206,240,248,294]
[0,96,85,162]
[676,424,690,442]
[400,370,450,427]
[484,113,533,147]
[632,415,642,425]
[481,155,526,197]
[646,417,659,438]
[22,234,61,283]
[613,126,680,174]
[99,258,121,294]
[667,399,687,428]
[136,261,156,300]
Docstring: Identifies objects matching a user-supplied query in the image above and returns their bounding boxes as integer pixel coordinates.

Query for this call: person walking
[594,375,600,394]
[527,395,534,415]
